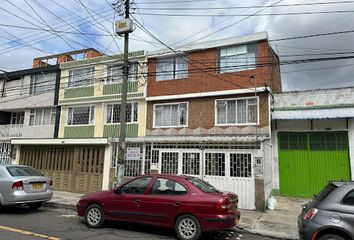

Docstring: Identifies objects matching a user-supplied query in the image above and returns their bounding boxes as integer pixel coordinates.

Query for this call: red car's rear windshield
[187,177,220,193]
[6,166,43,177]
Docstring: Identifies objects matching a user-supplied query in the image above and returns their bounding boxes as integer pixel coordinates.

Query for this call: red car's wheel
[85,204,105,228]
[175,215,202,240]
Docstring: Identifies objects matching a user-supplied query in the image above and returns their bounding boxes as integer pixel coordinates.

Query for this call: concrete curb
[44,201,77,211]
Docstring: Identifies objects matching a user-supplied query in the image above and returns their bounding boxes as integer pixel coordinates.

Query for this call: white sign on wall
[125,147,141,160]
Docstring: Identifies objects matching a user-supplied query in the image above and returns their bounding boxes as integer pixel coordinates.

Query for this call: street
[0,206,276,240]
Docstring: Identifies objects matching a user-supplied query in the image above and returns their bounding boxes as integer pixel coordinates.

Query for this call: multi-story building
[135,32,281,210]
[0,64,61,164]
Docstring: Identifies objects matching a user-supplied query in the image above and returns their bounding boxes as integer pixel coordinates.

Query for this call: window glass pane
[31,73,55,95]
[151,178,187,195]
[342,190,354,205]
[120,177,152,195]
[219,44,256,73]
[155,106,163,126]
[156,58,174,81]
[154,103,187,127]
[51,108,56,125]
[106,105,113,123]
[133,102,138,122]
[128,63,138,81]
[68,106,94,125]
[43,108,51,125]
[237,99,247,123]
[68,67,94,87]
[175,56,188,79]
[227,100,236,124]
[35,109,43,125]
[216,101,226,124]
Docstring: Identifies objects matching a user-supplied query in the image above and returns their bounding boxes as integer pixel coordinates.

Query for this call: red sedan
[77,174,240,240]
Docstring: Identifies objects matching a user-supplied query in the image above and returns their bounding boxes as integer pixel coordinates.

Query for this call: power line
[136,10,354,17]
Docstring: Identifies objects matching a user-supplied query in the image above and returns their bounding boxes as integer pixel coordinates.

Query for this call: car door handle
[133,199,141,204]
[173,202,181,206]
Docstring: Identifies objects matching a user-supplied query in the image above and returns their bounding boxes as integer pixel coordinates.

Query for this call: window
[29,108,56,126]
[205,153,225,176]
[216,97,258,125]
[310,132,348,151]
[119,177,151,195]
[67,106,95,125]
[68,67,94,88]
[106,102,138,124]
[218,44,256,73]
[30,73,56,95]
[187,177,219,193]
[156,55,188,80]
[11,112,24,125]
[342,190,354,205]
[6,166,43,177]
[182,153,200,175]
[279,132,308,150]
[150,178,187,195]
[154,103,188,127]
[316,183,337,201]
[230,153,252,178]
[106,63,138,83]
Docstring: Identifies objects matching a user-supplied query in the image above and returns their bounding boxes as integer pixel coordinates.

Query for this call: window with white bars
[156,55,188,81]
[230,153,252,178]
[205,153,225,176]
[161,152,178,175]
[154,103,188,128]
[182,152,200,175]
[106,102,138,124]
[218,44,256,73]
[106,63,138,83]
[216,97,258,125]
[67,106,95,125]
[30,72,56,95]
[68,67,94,88]
[29,107,56,126]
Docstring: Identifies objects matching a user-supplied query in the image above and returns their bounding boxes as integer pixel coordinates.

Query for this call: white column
[102,144,112,190]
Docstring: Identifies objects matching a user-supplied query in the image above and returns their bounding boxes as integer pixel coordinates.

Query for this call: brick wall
[146,92,270,136]
[147,40,281,97]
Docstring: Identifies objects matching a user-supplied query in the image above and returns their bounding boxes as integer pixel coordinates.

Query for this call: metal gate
[20,145,104,193]
[158,150,255,209]
[278,132,351,197]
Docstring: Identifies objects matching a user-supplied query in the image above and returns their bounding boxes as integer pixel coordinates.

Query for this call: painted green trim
[103,124,138,138]
[64,86,95,99]
[275,103,354,111]
[59,92,144,105]
[64,126,95,138]
[103,81,138,95]
[61,51,146,69]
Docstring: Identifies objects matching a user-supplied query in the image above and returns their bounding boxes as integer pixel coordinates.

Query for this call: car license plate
[32,183,43,190]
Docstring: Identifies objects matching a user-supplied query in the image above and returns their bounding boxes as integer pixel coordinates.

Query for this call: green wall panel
[278,132,351,198]
[64,86,94,99]
[103,81,138,95]
[64,126,95,138]
[103,124,138,138]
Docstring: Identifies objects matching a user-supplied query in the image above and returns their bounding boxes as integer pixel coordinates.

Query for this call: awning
[11,138,109,145]
[273,107,354,120]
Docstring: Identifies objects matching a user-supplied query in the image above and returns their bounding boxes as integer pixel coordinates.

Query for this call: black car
[298,181,354,240]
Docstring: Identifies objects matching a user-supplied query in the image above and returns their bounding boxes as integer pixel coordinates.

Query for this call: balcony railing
[0,124,23,138]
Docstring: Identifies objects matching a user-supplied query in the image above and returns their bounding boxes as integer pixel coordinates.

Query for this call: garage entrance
[19,145,104,193]
[278,132,351,197]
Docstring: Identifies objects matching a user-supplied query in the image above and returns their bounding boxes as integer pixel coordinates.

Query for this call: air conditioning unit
[115,18,133,35]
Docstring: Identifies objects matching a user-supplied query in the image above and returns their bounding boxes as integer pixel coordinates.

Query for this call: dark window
[316,183,337,201]
[342,190,354,205]
[279,132,307,150]
[310,132,348,151]
[230,153,252,178]
[6,166,43,177]
[150,178,187,195]
[187,177,219,193]
[119,177,151,195]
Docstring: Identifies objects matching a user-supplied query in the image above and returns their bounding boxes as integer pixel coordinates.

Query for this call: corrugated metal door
[278,132,351,197]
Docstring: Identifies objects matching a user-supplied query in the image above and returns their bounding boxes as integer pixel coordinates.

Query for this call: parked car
[0,165,53,212]
[77,174,240,240]
[298,181,354,240]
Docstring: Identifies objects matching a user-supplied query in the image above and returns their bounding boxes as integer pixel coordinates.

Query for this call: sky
[0,0,353,91]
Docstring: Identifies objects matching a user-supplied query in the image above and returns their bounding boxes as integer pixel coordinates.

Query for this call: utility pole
[115,0,133,185]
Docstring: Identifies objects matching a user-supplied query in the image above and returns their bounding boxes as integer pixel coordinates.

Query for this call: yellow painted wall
[94,103,104,137]
[94,65,105,97]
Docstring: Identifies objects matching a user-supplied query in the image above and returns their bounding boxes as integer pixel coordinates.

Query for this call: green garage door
[278,132,351,197]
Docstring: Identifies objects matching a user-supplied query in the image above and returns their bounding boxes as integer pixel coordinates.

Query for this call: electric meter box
[115,18,134,35]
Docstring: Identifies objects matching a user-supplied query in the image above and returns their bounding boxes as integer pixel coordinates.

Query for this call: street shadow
[77,219,236,240]
[0,205,49,215]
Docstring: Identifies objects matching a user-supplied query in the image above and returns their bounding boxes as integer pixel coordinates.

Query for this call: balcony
[0,124,23,139]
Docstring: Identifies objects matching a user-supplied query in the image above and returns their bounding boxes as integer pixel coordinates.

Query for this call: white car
[0,165,53,212]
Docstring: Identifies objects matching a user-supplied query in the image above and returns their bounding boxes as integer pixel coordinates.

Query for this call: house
[0,64,61,164]
[272,87,354,198]
[134,32,282,210]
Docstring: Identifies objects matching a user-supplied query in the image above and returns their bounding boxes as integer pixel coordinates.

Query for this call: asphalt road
[0,206,276,240]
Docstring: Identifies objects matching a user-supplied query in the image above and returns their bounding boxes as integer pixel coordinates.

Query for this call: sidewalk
[45,191,308,239]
